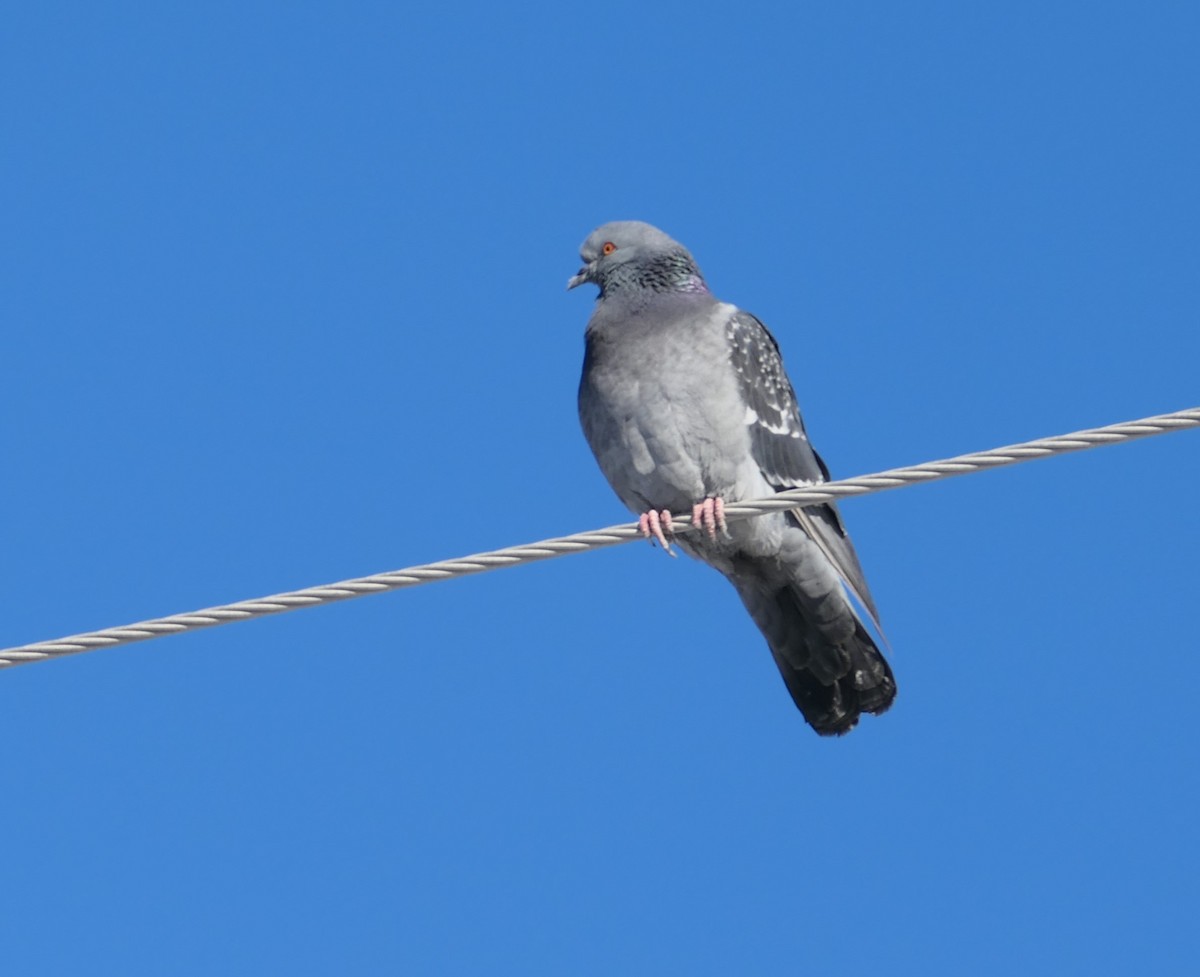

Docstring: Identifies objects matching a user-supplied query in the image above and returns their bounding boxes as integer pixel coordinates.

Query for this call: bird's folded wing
[724,309,885,635]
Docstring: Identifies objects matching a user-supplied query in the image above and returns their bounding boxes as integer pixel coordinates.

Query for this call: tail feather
[733,579,897,736]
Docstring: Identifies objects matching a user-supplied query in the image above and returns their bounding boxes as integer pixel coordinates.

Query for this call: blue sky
[3,2,1198,973]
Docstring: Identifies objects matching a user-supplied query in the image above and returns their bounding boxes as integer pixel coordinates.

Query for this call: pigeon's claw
[637,509,676,555]
[691,497,728,540]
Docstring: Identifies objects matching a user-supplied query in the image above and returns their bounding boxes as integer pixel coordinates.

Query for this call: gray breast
[579,300,757,514]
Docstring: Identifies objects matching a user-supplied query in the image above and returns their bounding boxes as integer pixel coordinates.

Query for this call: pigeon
[571,220,896,735]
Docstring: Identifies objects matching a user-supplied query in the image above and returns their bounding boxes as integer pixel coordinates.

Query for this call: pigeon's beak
[566,263,593,290]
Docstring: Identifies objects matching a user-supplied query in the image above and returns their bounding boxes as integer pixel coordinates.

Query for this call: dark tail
[731,579,897,736]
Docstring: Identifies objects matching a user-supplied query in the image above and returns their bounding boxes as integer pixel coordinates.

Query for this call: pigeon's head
[567,221,707,296]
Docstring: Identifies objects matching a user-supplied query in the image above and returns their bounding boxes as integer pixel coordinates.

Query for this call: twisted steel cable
[2,406,1196,670]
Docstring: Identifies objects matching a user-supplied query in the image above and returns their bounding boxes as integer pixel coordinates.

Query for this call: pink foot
[637,509,675,554]
[691,497,728,539]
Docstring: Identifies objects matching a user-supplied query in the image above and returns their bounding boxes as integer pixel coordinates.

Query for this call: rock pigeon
[571,220,896,735]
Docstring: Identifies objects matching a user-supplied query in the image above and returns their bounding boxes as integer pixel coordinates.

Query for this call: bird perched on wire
[571,221,896,735]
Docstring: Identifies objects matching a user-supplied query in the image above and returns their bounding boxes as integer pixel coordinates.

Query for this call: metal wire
[3,406,1197,670]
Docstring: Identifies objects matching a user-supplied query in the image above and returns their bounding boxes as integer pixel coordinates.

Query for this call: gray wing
[725,310,883,629]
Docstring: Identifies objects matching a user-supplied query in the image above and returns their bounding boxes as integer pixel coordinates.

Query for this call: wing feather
[725,311,884,633]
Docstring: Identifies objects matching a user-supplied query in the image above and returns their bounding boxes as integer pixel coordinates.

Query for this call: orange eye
[601,241,617,255]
